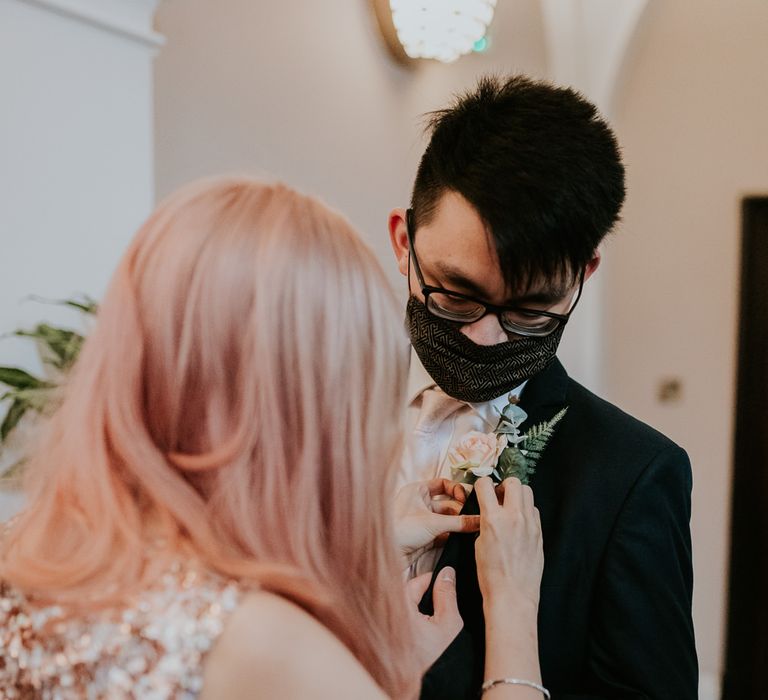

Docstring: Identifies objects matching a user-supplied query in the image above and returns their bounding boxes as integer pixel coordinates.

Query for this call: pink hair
[1,177,418,697]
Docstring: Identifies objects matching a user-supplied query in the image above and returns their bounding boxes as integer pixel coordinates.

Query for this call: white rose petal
[448,430,508,479]
[470,464,495,477]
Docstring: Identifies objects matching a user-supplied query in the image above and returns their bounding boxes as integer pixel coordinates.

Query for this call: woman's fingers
[411,567,464,672]
[431,500,463,516]
[473,476,545,610]
[501,477,524,511]
[452,482,468,504]
[432,567,461,624]
[429,512,481,535]
[426,478,468,499]
[453,514,481,533]
[522,483,535,513]
[474,476,498,513]
[406,573,433,605]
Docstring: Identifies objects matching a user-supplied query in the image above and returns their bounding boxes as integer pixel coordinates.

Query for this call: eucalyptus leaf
[501,403,528,425]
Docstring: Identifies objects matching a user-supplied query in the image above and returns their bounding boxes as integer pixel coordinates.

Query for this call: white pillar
[540,0,649,393]
[0,0,162,519]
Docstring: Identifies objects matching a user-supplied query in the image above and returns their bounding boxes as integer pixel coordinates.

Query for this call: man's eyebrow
[432,262,491,298]
[433,261,571,306]
[511,287,570,306]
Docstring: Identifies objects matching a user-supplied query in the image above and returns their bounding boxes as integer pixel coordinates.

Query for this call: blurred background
[1,0,767,697]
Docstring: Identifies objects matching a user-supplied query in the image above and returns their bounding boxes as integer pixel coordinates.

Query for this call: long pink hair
[1,177,418,697]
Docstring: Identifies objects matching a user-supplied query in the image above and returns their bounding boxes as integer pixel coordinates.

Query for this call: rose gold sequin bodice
[0,560,242,699]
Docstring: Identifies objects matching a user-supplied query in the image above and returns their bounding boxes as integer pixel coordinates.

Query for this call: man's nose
[460,313,509,346]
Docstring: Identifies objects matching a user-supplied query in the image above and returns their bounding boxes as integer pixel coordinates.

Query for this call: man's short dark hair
[410,74,626,291]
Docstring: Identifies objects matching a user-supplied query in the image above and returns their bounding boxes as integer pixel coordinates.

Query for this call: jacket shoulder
[563,378,688,465]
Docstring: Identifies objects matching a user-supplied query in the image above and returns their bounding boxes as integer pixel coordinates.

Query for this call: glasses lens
[500,310,561,337]
[426,292,485,323]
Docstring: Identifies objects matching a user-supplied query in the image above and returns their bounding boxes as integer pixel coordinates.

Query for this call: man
[389,75,697,699]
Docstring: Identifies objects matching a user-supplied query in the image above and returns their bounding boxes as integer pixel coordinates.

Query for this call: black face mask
[406,296,564,403]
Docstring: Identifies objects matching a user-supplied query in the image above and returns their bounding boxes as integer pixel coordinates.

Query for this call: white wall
[605,0,768,690]
[0,0,158,369]
[0,0,160,517]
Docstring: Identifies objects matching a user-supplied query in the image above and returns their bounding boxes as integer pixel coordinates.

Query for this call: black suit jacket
[419,359,697,699]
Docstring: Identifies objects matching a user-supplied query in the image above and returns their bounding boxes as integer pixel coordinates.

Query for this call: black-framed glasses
[406,209,585,338]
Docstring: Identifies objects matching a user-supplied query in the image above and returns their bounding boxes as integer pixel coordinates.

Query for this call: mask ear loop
[407,250,412,295]
[405,212,414,298]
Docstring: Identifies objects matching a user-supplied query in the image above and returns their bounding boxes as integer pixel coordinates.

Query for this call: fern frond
[520,407,568,472]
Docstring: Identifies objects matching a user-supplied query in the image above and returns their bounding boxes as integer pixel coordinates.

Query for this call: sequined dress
[0,560,242,699]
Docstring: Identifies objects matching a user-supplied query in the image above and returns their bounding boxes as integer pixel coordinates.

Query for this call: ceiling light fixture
[372,0,496,65]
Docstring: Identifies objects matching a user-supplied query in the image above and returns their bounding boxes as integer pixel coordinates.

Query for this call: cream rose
[447,431,508,478]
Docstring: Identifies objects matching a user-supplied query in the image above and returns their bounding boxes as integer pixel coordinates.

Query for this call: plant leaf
[0,456,26,482]
[1,399,28,442]
[497,446,531,485]
[11,387,57,412]
[0,367,52,390]
[25,294,98,315]
[0,456,25,481]
[522,408,568,452]
[16,324,85,371]
[62,296,98,315]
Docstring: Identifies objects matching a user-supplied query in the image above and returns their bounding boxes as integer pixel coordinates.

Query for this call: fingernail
[439,566,456,584]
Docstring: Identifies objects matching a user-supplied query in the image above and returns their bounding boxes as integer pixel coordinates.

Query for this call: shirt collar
[407,348,527,418]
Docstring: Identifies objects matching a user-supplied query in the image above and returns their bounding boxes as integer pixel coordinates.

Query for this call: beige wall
[153,0,546,270]
[605,0,768,682]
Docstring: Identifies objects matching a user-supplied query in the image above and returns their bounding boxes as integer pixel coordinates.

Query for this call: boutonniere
[447,395,568,486]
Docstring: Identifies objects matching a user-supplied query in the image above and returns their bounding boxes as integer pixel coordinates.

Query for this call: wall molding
[14,0,164,47]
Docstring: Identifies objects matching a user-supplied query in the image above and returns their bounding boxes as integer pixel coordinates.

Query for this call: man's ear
[388,208,410,277]
[584,249,602,282]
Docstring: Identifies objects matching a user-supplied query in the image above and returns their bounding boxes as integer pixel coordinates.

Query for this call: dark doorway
[722,197,768,699]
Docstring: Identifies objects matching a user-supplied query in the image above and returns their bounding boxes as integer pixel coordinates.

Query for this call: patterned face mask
[406,296,565,403]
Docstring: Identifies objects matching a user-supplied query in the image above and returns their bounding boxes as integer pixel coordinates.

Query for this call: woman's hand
[474,476,544,611]
[394,478,480,557]
[406,567,464,673]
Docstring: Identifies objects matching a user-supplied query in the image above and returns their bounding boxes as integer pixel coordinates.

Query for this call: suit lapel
[517,358,569,433]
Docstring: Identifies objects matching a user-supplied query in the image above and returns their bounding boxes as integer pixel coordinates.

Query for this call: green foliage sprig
[495,406,568,484]
[0,296,96,475]
[449,395,568,487]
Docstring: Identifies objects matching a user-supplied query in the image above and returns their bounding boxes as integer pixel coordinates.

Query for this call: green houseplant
[0,296,97,479]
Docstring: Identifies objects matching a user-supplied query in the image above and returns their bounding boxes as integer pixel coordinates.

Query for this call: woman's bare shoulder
[200,590,388,700]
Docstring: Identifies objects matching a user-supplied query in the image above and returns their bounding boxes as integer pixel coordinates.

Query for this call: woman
[0,177,544,698]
